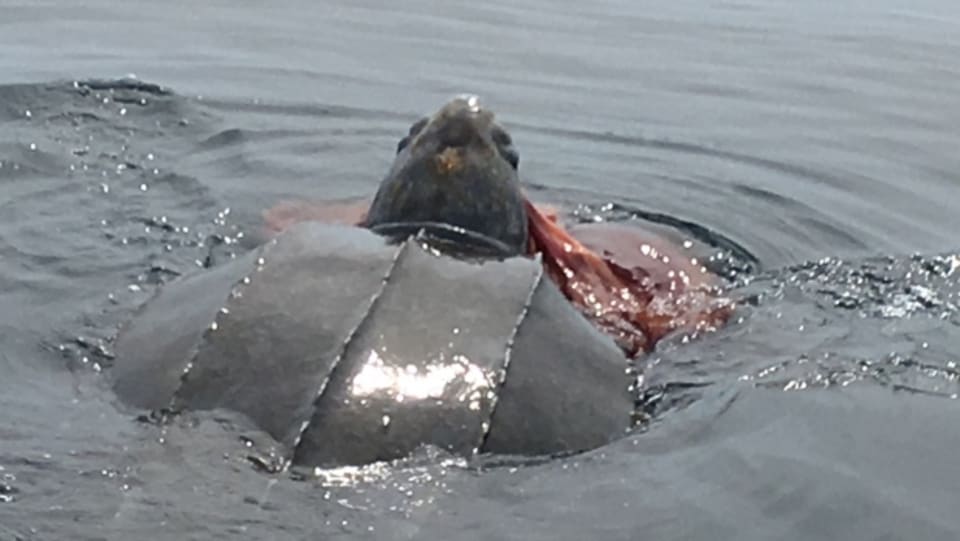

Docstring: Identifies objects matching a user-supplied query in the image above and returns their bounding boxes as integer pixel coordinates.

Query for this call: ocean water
[1,0,959,539]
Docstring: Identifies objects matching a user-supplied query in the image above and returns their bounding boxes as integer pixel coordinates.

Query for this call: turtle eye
[491,125,517,168]
[397,117,429,153]
[408,117,429,136]
[500,146,519,169]
[491,126,512,147]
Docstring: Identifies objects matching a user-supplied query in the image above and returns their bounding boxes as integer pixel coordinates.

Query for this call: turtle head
[363,96,528,257]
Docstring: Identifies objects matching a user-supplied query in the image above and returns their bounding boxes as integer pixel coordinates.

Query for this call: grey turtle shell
[111,222,633,468]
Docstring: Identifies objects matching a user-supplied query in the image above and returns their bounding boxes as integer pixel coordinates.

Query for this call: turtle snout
[435,115,480,148]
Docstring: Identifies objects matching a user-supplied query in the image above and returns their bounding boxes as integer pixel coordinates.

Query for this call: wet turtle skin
[363,96,528,255]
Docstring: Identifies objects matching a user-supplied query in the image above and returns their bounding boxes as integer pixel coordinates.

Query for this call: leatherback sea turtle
[111,96,732,469]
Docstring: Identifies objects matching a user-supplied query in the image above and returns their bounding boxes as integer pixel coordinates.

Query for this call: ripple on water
[1,65,959,540]
[641,252,960,418]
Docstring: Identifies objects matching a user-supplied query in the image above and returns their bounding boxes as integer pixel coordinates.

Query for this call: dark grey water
[2,0,960,539]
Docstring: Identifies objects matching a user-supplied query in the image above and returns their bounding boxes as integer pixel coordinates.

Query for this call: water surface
[1,1,959,539]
